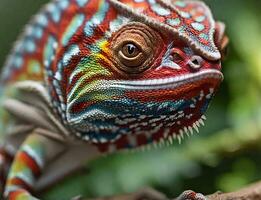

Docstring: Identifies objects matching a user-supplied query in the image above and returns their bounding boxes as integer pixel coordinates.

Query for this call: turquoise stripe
[44,36,56,67]
[62,14,85,46]
[84,1,109,37]
[76,0,89,7]
[51,7,62,23]
[62,44,80,66]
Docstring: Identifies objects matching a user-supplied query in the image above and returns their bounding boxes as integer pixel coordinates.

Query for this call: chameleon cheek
[91,69,223,152]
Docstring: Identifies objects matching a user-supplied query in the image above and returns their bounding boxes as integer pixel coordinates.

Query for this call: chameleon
[0,0,228,199]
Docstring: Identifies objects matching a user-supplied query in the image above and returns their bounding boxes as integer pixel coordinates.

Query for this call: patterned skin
[0,0,228,199]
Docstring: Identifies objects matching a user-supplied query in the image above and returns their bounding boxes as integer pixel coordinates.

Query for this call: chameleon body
[0,0,228,199]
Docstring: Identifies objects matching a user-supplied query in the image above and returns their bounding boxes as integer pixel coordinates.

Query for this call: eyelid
[119,50,142,60]
[118,42,146,68]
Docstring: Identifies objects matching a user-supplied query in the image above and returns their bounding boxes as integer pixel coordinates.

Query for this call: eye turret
[110,23,162,74]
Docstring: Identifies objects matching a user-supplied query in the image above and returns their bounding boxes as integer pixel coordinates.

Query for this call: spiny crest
[109,0,220,60]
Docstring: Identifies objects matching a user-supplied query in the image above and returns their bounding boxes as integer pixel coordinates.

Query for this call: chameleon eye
[121,43,140,58]
[118,42,146,68]
[111,23,162,74]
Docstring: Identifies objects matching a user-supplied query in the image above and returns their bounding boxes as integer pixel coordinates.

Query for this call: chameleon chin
[0,0,228,199]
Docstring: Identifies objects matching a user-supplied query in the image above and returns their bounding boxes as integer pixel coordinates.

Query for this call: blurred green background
[1,0,261,199]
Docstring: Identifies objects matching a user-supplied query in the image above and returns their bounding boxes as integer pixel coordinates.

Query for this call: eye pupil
[127,44,136,55]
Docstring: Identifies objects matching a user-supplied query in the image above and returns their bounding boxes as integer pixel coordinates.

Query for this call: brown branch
[83,188,168,200]
[207,181,261,200]
[81,181,261,200]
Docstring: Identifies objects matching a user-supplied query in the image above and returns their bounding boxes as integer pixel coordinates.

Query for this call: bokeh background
[1,0,261,199]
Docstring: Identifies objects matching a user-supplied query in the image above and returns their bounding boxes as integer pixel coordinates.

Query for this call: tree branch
[82,181,261,200]
[207,181,261,200]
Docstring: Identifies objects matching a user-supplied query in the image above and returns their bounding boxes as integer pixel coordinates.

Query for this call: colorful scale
[1,0,225,198]
[0,0,222,157]
[4,136,45,199]
[112,0,220,60]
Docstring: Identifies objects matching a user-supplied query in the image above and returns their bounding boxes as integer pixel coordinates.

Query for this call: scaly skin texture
[0,0,228,199]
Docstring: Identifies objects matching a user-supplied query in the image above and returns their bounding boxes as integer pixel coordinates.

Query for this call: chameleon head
[60,0,228,152]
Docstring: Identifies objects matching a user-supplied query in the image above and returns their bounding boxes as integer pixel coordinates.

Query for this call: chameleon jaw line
[114,69,223,90]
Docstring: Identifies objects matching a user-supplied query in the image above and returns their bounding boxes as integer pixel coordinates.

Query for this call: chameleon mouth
[120,69,223,105]
[69,69,223,152]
